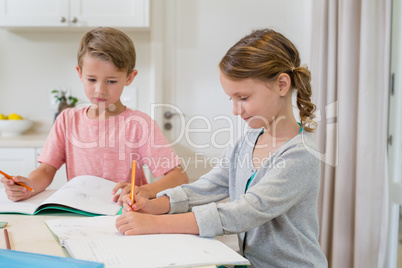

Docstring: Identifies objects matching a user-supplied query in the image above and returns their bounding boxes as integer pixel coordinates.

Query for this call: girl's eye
[240,97,248,101]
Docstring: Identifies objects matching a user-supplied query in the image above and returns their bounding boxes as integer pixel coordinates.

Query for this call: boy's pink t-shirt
[37,107,181,185]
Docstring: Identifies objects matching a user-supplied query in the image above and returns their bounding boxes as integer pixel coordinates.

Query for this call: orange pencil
[130,161,136,204]
[0,170,33,192]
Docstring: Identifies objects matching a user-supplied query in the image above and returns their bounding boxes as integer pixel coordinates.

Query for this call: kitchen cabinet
[0,148,37,178]
[0,147,66,190]
[0,0,150,29]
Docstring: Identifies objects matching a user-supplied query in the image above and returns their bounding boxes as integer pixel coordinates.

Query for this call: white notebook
[46,216,250,268]
[46,216,123,245]
[0,175,121,216]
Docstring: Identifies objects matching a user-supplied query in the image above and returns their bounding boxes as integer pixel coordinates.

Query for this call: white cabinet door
[0,147,66,189]
[70,0,150,28]
[0,148,36,182]
[0,0,70,27]
[0,0,149,28]
[35,147,66,189]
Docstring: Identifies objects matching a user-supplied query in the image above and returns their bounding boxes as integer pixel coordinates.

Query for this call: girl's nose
[232,101,242,116]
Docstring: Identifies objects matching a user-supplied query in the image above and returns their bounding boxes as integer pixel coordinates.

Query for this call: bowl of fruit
[0,113,33,136]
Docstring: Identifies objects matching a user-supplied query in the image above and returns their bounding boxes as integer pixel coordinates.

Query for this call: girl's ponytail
[293,65,317,132]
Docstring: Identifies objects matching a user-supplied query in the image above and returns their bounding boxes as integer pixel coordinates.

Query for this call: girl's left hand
[116,212,158,235]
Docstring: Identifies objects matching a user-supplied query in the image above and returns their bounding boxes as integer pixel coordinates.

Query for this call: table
[0,213,83,256]
[0,213,217,268]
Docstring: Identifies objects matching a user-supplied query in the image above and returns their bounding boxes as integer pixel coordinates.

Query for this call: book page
[65,234,250,268]
[0,189,56,214]
[40,175,120,216]
[46,216,122,245]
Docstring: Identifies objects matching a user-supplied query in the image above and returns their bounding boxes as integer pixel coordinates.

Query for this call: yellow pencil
[130,161,136,204]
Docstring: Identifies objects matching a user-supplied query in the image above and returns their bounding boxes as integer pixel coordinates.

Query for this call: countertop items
[0,119,33,137]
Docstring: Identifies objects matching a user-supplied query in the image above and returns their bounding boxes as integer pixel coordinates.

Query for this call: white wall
[0,29,152,131]
[0,0,312,133]
[160,0,313,150]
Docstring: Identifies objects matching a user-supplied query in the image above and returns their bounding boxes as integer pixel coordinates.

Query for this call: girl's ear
[277,73,291,97]
[76,65,83,79]
[125,69,138,86]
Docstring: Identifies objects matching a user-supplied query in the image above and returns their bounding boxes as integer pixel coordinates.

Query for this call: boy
[1,27,188,203]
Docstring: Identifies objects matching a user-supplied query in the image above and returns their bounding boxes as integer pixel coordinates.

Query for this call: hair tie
[291,67,295,72]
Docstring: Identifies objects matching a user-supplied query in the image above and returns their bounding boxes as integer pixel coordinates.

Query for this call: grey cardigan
[157,129,328,268]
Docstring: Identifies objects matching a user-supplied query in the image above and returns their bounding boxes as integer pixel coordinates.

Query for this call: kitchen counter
[0,130,49,148]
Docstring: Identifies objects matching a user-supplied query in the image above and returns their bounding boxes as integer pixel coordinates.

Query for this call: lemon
[8,113,23,120]
[0,114,7,120]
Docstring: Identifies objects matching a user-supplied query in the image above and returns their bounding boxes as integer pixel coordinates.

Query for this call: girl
[116,29,328,268]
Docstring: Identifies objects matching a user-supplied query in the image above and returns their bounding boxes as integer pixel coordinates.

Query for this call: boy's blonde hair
[77,27,136,75]
[219,29,317,132]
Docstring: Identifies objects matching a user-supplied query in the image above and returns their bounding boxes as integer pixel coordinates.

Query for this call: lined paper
[46,216,122,245]
[65,234,250,268]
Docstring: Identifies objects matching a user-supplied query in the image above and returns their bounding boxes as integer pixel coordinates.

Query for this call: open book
[0,175,121,216]
[46,216,250,268]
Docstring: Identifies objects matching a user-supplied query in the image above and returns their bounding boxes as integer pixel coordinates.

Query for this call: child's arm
[0,163,56,201]
[116,211,199,236]
[137,165,188,199]
[118,194,199,234]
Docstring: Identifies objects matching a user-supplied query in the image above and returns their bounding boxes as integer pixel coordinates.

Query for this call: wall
[157,0,313,180]
[0,28,152,131]
[0,0,312,136]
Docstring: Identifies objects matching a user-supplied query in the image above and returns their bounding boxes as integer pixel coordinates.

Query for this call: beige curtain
[311,0,391,267]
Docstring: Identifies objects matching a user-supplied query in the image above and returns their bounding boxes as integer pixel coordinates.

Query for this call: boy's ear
[125,69,138,86]
[277,73,291,97]
[76,65,83,79]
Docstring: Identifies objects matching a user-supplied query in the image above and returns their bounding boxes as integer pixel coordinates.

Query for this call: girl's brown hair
[219,29,317,132]
[77,27,136,76]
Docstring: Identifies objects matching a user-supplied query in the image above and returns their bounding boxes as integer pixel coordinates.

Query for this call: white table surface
[0,213,83,256]
[0,213,216,268]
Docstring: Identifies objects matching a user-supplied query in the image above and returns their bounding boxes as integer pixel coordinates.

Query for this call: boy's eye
[108,80,117,84]
[88,78,96,82]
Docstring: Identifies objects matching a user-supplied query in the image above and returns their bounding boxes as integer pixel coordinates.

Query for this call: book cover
[0,249,104,268]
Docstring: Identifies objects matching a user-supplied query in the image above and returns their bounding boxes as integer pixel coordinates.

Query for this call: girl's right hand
[122,194,153,214]
[0,175,34,201]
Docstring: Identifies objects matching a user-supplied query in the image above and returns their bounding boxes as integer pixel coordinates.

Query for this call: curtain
[311,0,391,267]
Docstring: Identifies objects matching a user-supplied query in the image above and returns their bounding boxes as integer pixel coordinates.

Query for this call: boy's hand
[116,212,158,235]
[112,184,154,205]
[0,176,34,201]
[112,182,132,205]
